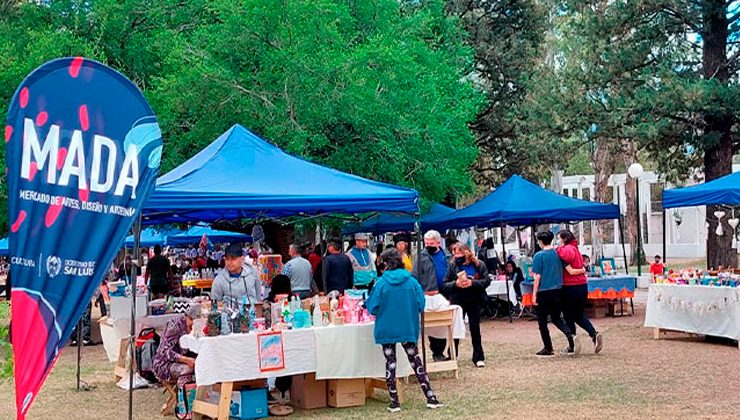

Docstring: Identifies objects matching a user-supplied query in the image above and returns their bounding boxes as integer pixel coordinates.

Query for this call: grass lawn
[1,296,738,419]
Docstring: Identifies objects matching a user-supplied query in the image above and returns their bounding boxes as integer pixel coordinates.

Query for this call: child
[531,231,578,357]
[650,255,666,278]
[365,248,443,412]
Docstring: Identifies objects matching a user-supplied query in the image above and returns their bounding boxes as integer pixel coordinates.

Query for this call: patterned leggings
[382,342,435,405]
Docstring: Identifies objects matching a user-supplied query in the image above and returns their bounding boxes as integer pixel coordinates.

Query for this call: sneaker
[559,347,575,356]
[593,333,603,354]
[387,402,401,413]
[572,335,582,355]
[70,340,78,347]
[432,355,445,363]
[536,348,555,358]
[475,360,485,368]
[426,397,443,409]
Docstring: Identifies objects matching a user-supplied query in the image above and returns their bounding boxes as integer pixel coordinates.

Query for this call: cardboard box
[327,379,365,408]
[291,373,327,409]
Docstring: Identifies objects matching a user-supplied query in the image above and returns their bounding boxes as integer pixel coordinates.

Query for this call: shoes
[82,340,93,346]
[536,348,554,358]
[387,402,401,413]
[593,333,603,354]
[426,397,443,409]
[70,340,78,347]
[559,347,575,356]
[573,335,582,355]
[432,355,450,362]
[475,361,485,368]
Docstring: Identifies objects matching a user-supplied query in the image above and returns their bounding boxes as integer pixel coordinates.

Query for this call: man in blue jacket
[366,248,443,413]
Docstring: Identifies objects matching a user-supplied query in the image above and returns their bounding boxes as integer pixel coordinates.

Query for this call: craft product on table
[258,254,283,283]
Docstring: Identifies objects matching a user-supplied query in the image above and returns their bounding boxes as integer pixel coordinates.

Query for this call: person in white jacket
[211,243,261,308]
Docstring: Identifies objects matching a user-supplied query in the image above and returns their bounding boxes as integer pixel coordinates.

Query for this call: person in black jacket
[442,243,490,367]
[322,240,354,293]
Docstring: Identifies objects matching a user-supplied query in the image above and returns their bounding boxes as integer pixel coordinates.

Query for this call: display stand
[422,308,458,378]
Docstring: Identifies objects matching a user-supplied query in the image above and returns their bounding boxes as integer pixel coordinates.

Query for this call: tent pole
[414,215,427,370]
[128,215,142,420]
[499,225,512,323]
[618,215,629,275]
[76,318,82,390]
[662,209,667,264]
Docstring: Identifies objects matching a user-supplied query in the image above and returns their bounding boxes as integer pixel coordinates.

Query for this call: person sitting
[211,243,261,308]
[505,260,525,302]
[365,248,443,413]
[650,255,666,278]
[153,303,202,390]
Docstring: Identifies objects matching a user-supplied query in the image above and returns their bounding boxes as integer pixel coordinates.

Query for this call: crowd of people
[115,228,607,414]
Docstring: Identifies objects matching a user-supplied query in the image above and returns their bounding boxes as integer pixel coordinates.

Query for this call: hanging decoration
[713,210,726,236]
[729,212,739,249]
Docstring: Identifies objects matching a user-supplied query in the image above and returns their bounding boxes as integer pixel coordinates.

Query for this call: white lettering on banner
[21,119,59,183]
[20,118,140,197]
[58,130,87,189]
[90,135,117,193]
[11,257,35,268]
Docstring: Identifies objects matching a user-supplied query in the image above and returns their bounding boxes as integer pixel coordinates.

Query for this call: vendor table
[644,283,740,349]
[486,280,517,304]
[520,276,637,315]
[180,323,414,419]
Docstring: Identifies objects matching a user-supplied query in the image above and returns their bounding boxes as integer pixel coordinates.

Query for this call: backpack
[135,327,160,383]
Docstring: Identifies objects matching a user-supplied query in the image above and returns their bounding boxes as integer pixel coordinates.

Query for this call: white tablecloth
[100,314,181,363]
[181,323,412,386]
[486,280,517,304]
[424,295,466,340]
[644,284,740,340]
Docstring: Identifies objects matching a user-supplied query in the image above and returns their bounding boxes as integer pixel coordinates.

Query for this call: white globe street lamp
[628,163,644,275]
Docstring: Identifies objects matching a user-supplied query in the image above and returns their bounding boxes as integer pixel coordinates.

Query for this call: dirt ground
[1,292,739,420]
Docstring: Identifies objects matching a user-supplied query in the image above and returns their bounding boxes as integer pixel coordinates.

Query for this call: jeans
[382,343,435,405]
[561,284,597,338]
[536,289,573,351]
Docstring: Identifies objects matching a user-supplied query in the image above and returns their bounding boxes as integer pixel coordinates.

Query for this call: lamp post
[628,163,644,276]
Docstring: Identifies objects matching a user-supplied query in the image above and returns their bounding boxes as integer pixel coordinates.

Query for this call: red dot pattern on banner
[45,202,63,228]
[20,87,29,108]
[27,162,38,181]
[69,57,84,78]
[4,125,11,143]
[79,187,89,202]
[56,147,67,171]
[79,105,89,131]
[11,211,27,233]
[36,112,48,127]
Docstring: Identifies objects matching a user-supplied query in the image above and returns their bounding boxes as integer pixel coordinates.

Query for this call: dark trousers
[536,289,572,351]
[430,301,484,363]
[275,376,292,396]
[382,343,435,405]
[71,302,92,342]
[561,284,597,338]
[458,301,484,363]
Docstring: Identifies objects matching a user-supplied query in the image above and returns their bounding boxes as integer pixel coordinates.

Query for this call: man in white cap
[346,233,377,289]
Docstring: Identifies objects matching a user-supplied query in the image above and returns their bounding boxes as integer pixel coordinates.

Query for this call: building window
[650,183,663,214]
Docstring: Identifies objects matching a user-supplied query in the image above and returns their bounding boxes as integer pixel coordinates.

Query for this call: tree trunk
[591,138,618,261]
[702,0,737,269]
[620,139,643,266]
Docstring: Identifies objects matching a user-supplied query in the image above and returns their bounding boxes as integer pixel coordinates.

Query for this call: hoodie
[211,263,261,308]
[557,242,587,286]
[365,268,426,345]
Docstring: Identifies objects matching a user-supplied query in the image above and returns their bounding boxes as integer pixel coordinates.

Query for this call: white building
[561,165,740,260]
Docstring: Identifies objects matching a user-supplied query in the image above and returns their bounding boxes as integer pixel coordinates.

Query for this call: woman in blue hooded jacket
[365,248,443,413]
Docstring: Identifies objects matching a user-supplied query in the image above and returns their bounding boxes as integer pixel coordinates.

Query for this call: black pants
[561,284,597,338]
[383,343,435,405]
[71,302,92,342]
[275,376,292,396]
[429,336,447,359]
[536,290,572,351]
[457,301,484,363]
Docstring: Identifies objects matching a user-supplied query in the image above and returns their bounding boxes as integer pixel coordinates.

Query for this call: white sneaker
[573,335,582,355]
[475,360,485,368]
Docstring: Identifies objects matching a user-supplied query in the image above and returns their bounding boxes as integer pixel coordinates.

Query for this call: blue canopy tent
[661,171,740,264]
[142,124,420,224]
[434,175,627,318]
[123,227,175,247]
[434,175,621,229]
[342,204,455,235]
[0,237,7,256]
[166,225,252,246]
[663,172,740,209]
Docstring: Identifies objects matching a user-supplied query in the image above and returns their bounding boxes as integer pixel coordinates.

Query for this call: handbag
[175,382,197,420]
